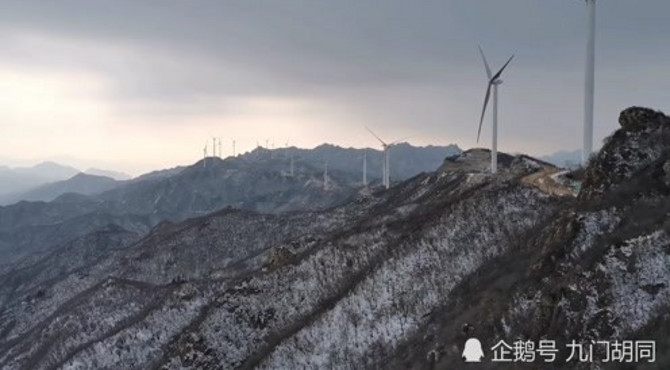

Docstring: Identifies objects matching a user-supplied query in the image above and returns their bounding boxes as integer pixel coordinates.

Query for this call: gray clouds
[1,0,670,166]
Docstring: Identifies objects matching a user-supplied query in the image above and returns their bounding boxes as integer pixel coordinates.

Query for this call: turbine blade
[366,126,387,145]
[491,55,514,83]
[478,46,493,79]
[477,82,493,143]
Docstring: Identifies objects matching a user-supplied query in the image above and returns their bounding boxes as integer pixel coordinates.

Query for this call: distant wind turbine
[581,0,597,165]
[203,142,208,168]
[477,47,514,174]
[218,137,222,158]
[232,139,236,157]
[366,127,406,189]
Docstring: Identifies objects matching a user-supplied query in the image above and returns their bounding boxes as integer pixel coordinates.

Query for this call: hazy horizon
[1,141,464,177]
[2,0,669,175]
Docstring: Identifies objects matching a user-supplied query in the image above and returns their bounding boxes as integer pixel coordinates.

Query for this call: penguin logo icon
[462,338,484,363]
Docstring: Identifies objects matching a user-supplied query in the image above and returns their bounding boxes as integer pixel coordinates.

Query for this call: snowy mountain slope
[0,144,452,267]
[385,107,670,369]
[96,156,359,219]
[0,155,356,265]
[2,108,669,369]
[0,210,153,266]
[0,145,559,369]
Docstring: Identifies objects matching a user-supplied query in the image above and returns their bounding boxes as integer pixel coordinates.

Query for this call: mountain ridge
[2,109,668,368]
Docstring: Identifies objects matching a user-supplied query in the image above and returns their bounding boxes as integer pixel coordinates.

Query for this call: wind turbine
[477,47,514,174]
[212,137,217,157]
[203,142,208,168]
[366,127,406,189]
[581,0,597,165]
[218,137,222,158]
[232,139,236,157]
[366,127,389,188]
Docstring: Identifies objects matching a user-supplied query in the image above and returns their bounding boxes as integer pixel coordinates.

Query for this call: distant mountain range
[0,144,459,206]
[0,162,131,203]
[2,107,669,369]
[0,173,120,204]
[0,143,461,263]
[539,149,581,168]
[0,162,80,197]
[84,168,132,180]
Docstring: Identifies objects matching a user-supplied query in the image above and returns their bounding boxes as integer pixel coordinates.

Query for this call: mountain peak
[581,106,670,200]
[85,168,131,181]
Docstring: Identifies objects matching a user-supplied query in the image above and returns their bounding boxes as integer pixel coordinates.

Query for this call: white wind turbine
[203,142,208,168]
[366,127,406,189]
[477,47,514,174]
[284,139,290,159]
[581,0,597,165]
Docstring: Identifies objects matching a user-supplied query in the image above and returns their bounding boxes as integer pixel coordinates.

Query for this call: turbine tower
[477,47,514,174]
[366,127,406,189]
[582,0,597,165]
[367,127,389,188]
[212,137,217,157]
[203,143,208,168]
[218,137,222,158]
[232,139,236,157]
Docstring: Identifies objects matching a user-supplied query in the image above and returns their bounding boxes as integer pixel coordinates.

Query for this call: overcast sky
[1,0,669,175]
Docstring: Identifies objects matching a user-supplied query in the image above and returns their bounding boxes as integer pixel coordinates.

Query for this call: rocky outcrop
[388,107,670,369]
[618,106,670,131]
[581,107,670,200]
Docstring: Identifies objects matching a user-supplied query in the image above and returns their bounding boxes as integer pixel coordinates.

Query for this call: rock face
[390,108,670,369]
[618,106,670,130]
[581,107,670,200]
[0,147,559,369]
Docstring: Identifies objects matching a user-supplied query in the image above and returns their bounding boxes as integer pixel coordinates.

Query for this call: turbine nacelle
[476,49,514,144]
[366,127,407,189]
[476,47,514,175]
